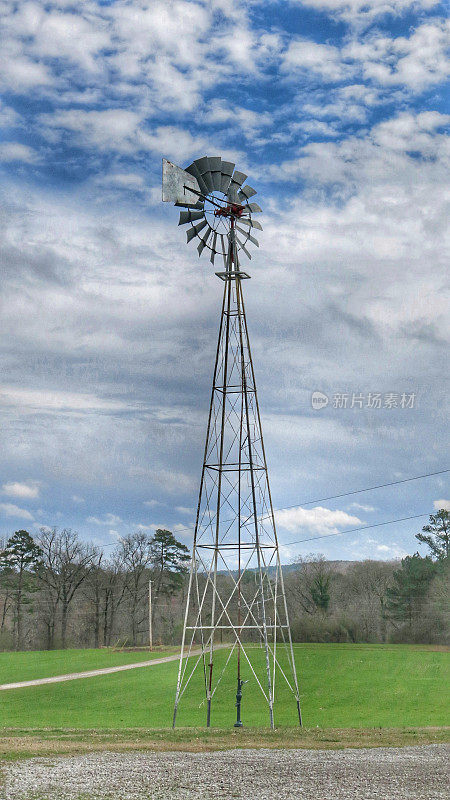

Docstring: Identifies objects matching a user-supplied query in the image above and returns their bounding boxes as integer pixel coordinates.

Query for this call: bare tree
[291,555,332,615]
[119,532,154,645]
[83,549,105,648]
[340,560,394,641]
[102,550,127,646]
[83,549,127,647]
[37,528,95,649]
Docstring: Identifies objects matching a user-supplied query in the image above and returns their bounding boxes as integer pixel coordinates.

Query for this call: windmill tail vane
[162,155,301,729]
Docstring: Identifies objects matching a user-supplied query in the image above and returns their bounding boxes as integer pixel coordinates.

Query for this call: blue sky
[0,0,449,562]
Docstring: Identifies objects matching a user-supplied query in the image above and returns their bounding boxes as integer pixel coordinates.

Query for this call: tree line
[0,510,448,652]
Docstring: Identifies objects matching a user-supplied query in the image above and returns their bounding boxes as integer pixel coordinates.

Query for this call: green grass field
[0,646,177,684]
[1,643,448,730]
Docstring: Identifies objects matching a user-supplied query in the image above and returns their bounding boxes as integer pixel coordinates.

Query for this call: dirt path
[0,648,209,691]
[2,744,448,799]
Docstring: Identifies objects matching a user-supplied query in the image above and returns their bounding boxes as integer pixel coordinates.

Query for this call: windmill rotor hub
[214,202,244,218]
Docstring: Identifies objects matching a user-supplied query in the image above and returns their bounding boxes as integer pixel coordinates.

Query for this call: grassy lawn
[0,643,448,730]
[0,646,177,684]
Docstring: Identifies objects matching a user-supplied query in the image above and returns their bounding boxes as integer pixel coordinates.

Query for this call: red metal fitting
[214,203,244,218]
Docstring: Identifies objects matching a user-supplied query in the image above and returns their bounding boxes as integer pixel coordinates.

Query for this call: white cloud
[297,120,339,138]
[87,513,122,526]
[202,100,272,139]
[348,502,376,512]
[0,101,19,128]
[297,0,439,25]
[97,173,146,191]
[433,499,450,511]
[376,542,407,558]
[71,495,85,504]
[0,43,53,91]
[276,505,362,535]
[301,84,383,124]
[282,40,348,81]
[344,19,450,90]
[282,19,449,91]
[0,386,132,414]
[39,109,237,161]
[2,481,40,499]
[0,142,39,163]
[39,109,143,154]
[271,110,449,192]
[0,0,257,113]
[143,499,163,508]
[0,502,34,521]
[149,469,198,495]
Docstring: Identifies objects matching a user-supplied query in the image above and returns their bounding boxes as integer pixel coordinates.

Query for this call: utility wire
[283,512,430,547]
[272,469,449,515]
[87,467,447,548]
[164,467,449,535]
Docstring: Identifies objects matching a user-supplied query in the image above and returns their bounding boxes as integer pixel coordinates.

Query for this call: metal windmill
[162,156,301,729]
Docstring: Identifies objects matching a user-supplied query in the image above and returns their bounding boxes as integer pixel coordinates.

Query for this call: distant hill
[218,559,394,578]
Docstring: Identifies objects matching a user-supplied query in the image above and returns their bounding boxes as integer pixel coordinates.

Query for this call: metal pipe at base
[297,699,302,727]
[234,679,244,728]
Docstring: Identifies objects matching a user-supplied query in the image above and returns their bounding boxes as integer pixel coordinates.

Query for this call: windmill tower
[162,156,301,729]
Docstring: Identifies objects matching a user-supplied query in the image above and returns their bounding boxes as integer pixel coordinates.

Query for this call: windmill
[162,156,301,729]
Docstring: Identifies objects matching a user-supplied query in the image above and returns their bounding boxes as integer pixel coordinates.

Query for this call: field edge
[0,726,449,760]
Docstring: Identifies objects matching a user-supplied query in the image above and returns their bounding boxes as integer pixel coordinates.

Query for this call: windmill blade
[236,225,259,247]
[220,234,227,268]
[185,162,209,197]
[175,200,203,210]
[238,185,257,201]
[220,161,235,193]
[186,219,208,243]
[236,235,252,260]
[197,226,213,256]
[227,169,248,203]
[231,170,247,187]
[247,202,262,213]
[193,156,214,192]
[238,218,263,231]
[227,185,240,203]
[178,210,205,225]
[210,232,218,264]
[208,156,222,192]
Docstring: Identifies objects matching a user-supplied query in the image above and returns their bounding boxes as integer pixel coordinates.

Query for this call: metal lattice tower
[162,156,301,729]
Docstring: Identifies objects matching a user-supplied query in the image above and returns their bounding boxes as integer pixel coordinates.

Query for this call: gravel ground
[2,744,448,800]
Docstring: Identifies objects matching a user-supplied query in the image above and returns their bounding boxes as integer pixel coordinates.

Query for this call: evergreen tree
[385,554,437,629]
[416,509,449,560]
[0,530,43,650]
[310,572,331,612]
[149,529,189,626]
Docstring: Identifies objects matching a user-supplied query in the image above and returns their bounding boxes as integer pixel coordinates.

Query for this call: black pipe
[234,678,244,727]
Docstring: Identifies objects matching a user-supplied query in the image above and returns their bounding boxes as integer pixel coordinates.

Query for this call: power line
[167,467,449,535]
[273,469,449,515]
[284,513,429,547]
[86,467,447,547]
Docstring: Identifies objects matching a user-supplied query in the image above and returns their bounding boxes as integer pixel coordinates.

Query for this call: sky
[0,0,449,563]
